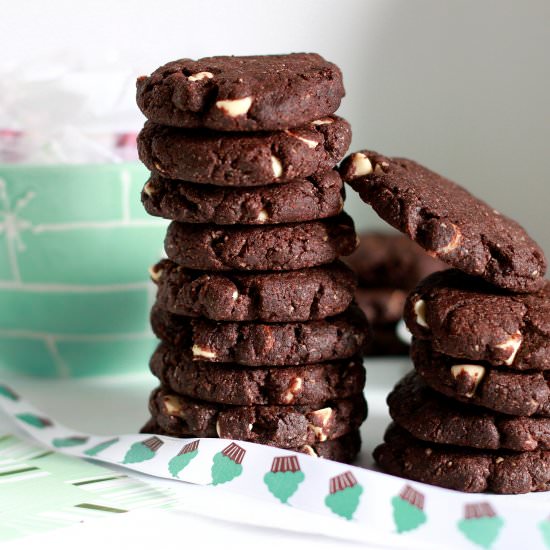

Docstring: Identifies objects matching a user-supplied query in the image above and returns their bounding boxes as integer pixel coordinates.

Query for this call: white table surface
[1,357,419,550]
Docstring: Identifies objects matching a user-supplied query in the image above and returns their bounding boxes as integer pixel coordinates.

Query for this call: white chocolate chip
[215,420,222,437]
[425,448,433,456]
[436,223,462,254]
[153,162,165,174]
[148,265,163,283]
[188,71,214,82]
[281,377,303,404]
[215,96,253,117]
[450,364,486,397]
[285,130,318,149]
[192,345,217,359]
[495,457,504,464]
[257,209,268,222]
[232,290,239,300]
[374,161,389,175]
[248,423,254,431]
[163,395,183,416]
[301,445,318,457]
[310,407,333,441]
[143,179,155,197]
[350,152,373,177]
[311,118,333,125]
[495,331,522,365]
[414,299,429,328]
[271,155,283,178]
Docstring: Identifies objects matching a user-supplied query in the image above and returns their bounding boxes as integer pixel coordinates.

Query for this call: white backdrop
[2,0,549,250]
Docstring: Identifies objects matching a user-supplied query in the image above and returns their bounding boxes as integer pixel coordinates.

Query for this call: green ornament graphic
[122,436,164,464]
[211,442,245,485]
[458,503,504,549]
[391,485,427,533]
[264,455,305,503]
[324,471,363,520]
[168,440,200,477]
[52,436,89,448]
[539,518,550,548]
[16,412,52,428]
[0,385,18,401]
[84,437,120,456]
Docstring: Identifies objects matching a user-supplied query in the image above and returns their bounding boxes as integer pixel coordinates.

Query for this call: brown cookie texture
[340,151,546,292]
[152,259,356,322]
[389,372,550,451]
[142,170,345,225]
[374,423,550,494]
[136,53,345,131]
[345,232,447,289]
[412,338,550,417]
[405,269,550,371]
[164,213,358,272]
[150,303,370,367]
[141,418,361,463]
[355,287,406,326]
[150,343,366,406]
[148,387,367,449]
[138,117,351,186]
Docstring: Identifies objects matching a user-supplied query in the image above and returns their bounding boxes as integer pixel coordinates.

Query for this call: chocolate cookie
[150,343,366,406]
[151,259,356,322]
[405,269,550,371]
[412,338,550,417]
[345,232,447,289]
[355,287,406,326]
[164,213,358,272]
[141,418,361,463]
[150,303,369,366]
[340,151,546,292]
[389,372,550,451]
[374,423,550,494]
[148,387,367,449]
[136,53,345,131]
[137,117,351,186]
[142,170,345,225]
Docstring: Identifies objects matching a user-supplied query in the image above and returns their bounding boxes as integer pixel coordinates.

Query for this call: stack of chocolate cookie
[344,232,445,355]
[135,54,369,462]
[340,150,550,493]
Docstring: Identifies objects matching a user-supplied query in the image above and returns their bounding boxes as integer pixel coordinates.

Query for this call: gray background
[3,0,550,252]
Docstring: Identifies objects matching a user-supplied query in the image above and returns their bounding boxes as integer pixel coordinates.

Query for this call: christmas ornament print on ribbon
[1,382,549,550]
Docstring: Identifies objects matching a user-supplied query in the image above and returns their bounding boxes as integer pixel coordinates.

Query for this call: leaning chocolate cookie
[150,303,370,367]
[142,170,344,225]
[138,117,351,186]
[136,53,345,131]
[150,343,365,406]
[148,387,367,449]
[374,423,550,494]
[340,151,546,292]
[412,338,550,417]
[405,269,550,371]
[141,418,361,463]
[151,259,356,322]
[388,371,550,451]
[164,213,358,272]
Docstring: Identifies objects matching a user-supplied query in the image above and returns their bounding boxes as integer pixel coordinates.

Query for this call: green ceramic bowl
[0,163,166,377]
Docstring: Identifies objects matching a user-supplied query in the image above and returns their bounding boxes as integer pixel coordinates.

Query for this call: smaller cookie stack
[136,54,369,463]
[344,232,445,355]
[340,150,550,493]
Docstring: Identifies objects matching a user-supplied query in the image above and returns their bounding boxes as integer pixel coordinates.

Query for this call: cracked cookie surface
[138,117,351,186]
[340,151,546,292]
[136,53,345,131]
[152,259,356,322]
[164,213,358,272]
[150,302,370,366]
